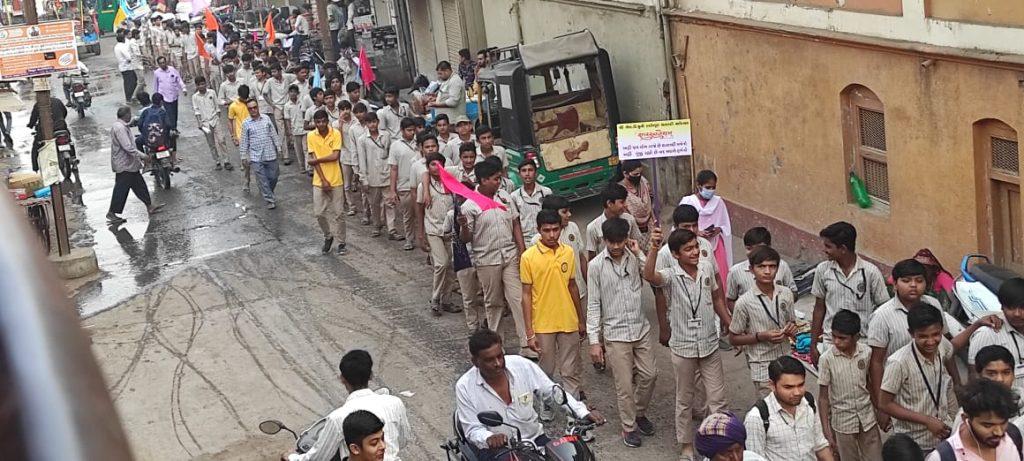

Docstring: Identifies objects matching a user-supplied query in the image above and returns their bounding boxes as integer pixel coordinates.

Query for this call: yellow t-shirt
[520,242,578,334]
[227,100,248,140]
[307,127,343,188]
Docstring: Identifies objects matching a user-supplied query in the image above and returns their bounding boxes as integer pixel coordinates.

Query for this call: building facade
[666,0,1024,270]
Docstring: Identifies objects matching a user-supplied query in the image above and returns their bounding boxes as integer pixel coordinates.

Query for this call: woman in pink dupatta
[680,170,732,289]
[618,160,655,251]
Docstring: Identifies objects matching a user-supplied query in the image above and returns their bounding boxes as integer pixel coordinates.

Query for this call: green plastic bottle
[849,171,872,208]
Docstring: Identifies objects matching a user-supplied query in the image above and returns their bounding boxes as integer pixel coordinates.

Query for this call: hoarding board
[616,119,692,160]
[0,21,78,79]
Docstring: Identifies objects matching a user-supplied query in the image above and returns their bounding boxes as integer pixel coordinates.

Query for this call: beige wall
[926,0,1024,28]
[670,18,1024,267]
[754,0,902,15]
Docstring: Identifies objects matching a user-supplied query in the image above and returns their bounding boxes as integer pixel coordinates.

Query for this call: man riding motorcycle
[27,96,69,171]
[455,329,605,460]
[137,92,178,171]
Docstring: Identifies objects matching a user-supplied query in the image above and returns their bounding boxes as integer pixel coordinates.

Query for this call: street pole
[23,0,70,256]
[315,0,336,63]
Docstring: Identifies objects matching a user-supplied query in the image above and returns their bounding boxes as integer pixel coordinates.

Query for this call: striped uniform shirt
[585,212,643,257]
[586,248,650,345]
[867,295,945,357]
[461,189,520,266]
[445,165,476,185]
[510,184,552,243]
[880,341,957,452]
[656,235,719,275]
[818,342,877,434]
[810,257,890,341]
[656,260,719,358]
[728,285,796,382]
[744,393,830,461]
[725,259,798,301]
[287,388,411,461]
[967,315,1024,396]
[357,131,392,187]
[239,115,280,162]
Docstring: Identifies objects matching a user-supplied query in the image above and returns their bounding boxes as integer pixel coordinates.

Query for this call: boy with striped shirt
[819,309,882,461]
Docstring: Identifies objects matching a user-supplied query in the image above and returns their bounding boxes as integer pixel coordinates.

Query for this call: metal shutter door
[440,0,465,63]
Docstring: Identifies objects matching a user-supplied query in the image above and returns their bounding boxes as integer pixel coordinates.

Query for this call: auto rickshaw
[476,30,620,201]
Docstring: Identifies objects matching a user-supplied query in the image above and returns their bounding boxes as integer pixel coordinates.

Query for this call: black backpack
[754,392,816,433]
[935,423,1023,461]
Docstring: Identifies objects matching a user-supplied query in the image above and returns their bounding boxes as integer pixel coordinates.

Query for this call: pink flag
[358,46,376,87]
[434,161,506,211]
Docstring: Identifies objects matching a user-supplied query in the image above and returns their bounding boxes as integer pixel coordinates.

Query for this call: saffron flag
[196,32,210,60]
[264,14,276,44]
[434,161,506,211]
[358,46,375,88]
[203,7,218,31]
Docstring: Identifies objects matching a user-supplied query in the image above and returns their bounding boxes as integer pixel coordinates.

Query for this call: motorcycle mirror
[258,420,284,435]
[552,384,568,406]
[477,411,505,428]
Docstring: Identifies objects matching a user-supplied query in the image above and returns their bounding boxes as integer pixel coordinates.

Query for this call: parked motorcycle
[61,73,92,118]
[32,129,79,184]
[442,384,598,461]
[953,254,1016,324]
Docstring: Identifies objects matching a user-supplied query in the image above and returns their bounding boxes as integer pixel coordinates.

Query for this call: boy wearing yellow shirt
[307,109,347,255]
[228,85,252,192]
[521,208,586,419]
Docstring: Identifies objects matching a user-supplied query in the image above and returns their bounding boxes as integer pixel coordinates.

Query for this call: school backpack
[753,392,815,433]
[935,423,1022,461]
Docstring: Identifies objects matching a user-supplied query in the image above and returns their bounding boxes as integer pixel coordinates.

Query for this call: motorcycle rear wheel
[76,105,85,118]
[160,167,171,189]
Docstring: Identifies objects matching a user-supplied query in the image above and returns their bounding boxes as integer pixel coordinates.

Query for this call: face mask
[628,175,641,185]
[699,187,715,200]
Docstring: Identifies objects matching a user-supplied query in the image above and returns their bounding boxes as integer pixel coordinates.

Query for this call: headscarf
[695,412,747,458]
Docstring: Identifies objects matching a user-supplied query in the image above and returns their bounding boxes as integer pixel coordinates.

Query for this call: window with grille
[992,137,1020,176]
[843,85,889,205]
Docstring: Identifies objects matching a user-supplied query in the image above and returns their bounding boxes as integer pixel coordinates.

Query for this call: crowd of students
[106,13,1024,461]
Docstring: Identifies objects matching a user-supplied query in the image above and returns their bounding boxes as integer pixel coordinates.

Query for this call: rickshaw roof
[517,30,598,70]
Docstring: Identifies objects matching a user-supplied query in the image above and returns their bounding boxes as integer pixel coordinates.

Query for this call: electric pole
[23,0,70,256]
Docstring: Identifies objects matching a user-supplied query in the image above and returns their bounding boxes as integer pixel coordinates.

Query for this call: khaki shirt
[387,138,418,191]
[357,131,392,187]
[880,341,957,452]
[811,258,890,341]
[585,212,642,257]
[726,259,798,301]
[657,260,719,358]
[818,342,877,434]
[417,179,452,237]
[586,248,649,344]
[462,189,520,267]
[867,295,944,357]
[728,285,796,382]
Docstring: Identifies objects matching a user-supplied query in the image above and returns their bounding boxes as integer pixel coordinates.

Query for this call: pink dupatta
[680,194,733,288]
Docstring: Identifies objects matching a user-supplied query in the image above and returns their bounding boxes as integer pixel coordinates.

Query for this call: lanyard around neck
[911,346,943,414]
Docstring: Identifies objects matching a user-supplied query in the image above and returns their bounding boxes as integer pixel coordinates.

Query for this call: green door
[96,0,118,33]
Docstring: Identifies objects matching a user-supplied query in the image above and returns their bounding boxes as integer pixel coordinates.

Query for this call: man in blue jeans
[239,98,281,209]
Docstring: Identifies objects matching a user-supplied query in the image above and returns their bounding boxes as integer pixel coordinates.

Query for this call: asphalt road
[2,37,817,460]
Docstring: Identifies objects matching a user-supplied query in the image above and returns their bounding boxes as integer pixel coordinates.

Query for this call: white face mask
[698,187,715,200]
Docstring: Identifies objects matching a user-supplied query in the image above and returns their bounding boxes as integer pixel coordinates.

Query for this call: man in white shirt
[455,329,605,459]
[114,31,137,104]
[286,350,411,461]
[427,61,465,120]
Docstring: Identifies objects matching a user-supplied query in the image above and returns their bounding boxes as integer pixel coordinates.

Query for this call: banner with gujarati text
[616,119,692,160]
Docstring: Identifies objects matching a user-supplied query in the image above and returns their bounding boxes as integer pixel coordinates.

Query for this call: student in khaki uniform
[307,109,347,255]
[819,309,882,461]
[355,112,391,236]
[725,227,798,310]
[417,152,457,317]
[522,209,585,405]
[644,227,731,461]
[458,159,531,358]
[879,304,959,453]
[587,217,657,448]
[283,85,309,173]
[387,117,418,248]
[727,246,797,398]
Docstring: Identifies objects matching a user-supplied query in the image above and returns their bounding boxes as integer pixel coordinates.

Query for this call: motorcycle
[258,417,341,461]
[61,72,92,118]
[953,254,1017,324]
[32,129,79,184]
[147,143,173,190]
[442,384,598,461]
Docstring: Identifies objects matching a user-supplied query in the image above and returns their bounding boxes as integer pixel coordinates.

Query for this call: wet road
[8,37,814,460]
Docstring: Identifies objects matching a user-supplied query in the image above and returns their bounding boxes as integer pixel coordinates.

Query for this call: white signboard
[616,119,692,160]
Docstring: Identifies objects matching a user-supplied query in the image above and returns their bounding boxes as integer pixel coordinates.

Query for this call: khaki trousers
[456,266,485,330]
[291,134,307,171]
[605,331,658,432]
[835,427,882,461]
[313,187,346,242]
[341,163,362,215]
[365,186,387,230]
[201,122,227,165]
[475,259,528,349]
[671,351,727,444]
[537,332,583,398]
[271,107,288,158]
[386,189,414,240]
[427,234,454,304]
